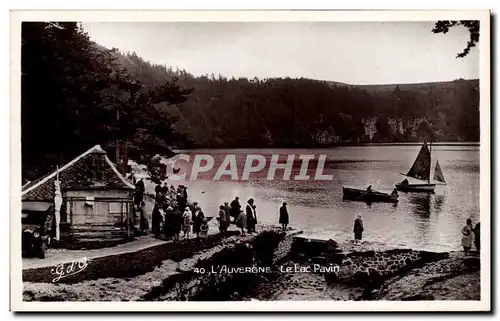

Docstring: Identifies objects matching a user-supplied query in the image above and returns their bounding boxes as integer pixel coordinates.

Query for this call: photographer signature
[50,257,89,282]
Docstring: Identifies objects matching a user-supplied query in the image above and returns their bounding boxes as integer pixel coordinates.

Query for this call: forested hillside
[21,22,480,181]
[116,51,479,147]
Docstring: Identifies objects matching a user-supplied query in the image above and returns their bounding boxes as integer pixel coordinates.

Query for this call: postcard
[10,9,490,312]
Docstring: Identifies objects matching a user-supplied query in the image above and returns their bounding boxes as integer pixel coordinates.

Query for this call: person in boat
[401,179,409,185]
[353,214,364,244]
[246,198,257,234]
[230,197,241,220]
[279,202,289,232]
[474,222,480,252]
[366,185,372,192]
[461,218,474,255]
[391,188,398,197]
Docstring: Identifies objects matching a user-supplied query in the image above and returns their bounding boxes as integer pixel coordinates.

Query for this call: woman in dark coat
[246,198,257,233]
[230,197,241,219]
[474,222,480,251]
[171,209,183,241]
[193,207,205,237]
[279,202,289,231]
[164,206,175,240]
[152,205,161,238]
[353,214,364,243]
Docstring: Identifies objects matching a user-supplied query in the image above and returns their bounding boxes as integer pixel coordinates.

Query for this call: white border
[9,9,491,312]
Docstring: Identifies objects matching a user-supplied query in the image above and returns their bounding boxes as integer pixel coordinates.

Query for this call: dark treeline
[21,22,479,182]
[116,52,479,148]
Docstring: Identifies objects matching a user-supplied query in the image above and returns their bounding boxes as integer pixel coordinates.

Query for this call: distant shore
[176,141,480,151]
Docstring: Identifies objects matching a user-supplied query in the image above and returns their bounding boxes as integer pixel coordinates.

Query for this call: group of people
[217,198,291,236]
[218,197,258,236]
[151,183,209,243]
[135,176,293,242]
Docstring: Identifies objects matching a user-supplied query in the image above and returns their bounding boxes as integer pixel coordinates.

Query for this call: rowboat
[342,187,398,203]
[396,140,446,193]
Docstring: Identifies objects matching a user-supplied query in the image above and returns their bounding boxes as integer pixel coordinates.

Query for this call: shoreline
[22,227,480,302]
[175,141,480,152]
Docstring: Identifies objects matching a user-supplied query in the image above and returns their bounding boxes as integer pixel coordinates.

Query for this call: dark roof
[22,145,134,201]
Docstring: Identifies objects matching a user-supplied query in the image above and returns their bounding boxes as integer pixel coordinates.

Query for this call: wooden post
[126,200,131,240]
[116,109,121,174]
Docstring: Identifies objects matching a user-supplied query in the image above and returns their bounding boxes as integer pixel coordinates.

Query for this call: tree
[21,22,193,182]
[432,20,480,58]
[22,22,117,180]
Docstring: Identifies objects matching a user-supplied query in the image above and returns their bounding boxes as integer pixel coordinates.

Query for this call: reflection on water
[156,145,479,252]
[434,195,445,214]
[407,193,433,216]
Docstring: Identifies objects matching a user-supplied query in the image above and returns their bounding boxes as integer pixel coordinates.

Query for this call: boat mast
[428,140,432,185]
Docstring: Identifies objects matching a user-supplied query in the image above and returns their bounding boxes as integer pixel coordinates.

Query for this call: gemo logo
[164,154,333,181]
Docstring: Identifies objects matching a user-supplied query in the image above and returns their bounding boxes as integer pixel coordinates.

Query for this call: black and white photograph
[10,10,490,311]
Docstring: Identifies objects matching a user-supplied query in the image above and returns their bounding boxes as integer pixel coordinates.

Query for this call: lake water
[149,145,480,252]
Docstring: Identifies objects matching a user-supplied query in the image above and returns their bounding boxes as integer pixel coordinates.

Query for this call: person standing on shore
[461,218,474,255]
[218,205,230,234]
[353,214,364,244]
[182,206,192,239]
[474,222,480,252]
[152,205,161,238]
[279,202,289,232]
[190,201,199,222]
[198,218,209,245]
[224,202,232,222]
[164,206,175,240]
[172,208,183,242]
[246,198,257,234]
[193,206,204,238]
[230,197,241,220]
[236,210,247,236]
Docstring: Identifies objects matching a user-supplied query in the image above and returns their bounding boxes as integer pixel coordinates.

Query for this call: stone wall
[141,229,300,301]
[326,247,450,289]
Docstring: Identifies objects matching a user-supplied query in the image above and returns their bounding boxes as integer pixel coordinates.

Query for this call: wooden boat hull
[395,183,436,192]
[342,187,398,203]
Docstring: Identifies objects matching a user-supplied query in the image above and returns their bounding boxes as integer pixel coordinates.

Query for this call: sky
[82,21,479,85]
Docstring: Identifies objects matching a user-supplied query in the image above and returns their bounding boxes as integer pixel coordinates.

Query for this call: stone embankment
[22,230,480,301]
[23,226,300,301]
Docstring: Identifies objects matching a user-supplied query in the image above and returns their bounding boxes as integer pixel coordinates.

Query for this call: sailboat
[395,140,446,192]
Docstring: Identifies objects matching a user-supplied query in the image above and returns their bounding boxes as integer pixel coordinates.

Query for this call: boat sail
[396,140,446,192]
[406,141,431,182]
[433,160,446,184]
